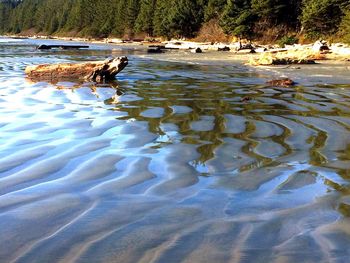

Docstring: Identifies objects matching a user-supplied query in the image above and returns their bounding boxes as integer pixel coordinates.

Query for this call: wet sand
[0,37,350,262]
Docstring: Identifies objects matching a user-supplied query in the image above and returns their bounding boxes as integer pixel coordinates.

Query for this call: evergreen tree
[301,0,347,38]
[0,0,348,41]
[65,0,84,31]
[134,0,156,36]
[112,0,128,37]
[98,1,116,37]
[339,8,350,43]
[204,0,226,21]
[220,0,256,39]
[167,0,205,38]
[125,0,140,37]
[0,0,17,33]
[58,0,72,29]
[80,0,97,35]
[19,0,40,31]
[153,0,172,38]
[251,0,286,23]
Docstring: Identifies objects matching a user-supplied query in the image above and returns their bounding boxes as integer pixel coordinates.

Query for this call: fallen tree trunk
[270,58,316,65]
[248,49,324,66]
[25,56,128,82]
[37,44,90,50]
[266,78,296,86]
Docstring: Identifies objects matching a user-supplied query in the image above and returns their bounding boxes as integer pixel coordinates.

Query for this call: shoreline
[2,34,350,85]
[3,34,350,64]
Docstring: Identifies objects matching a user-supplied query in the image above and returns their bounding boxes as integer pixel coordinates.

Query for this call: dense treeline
[0,0,350,42]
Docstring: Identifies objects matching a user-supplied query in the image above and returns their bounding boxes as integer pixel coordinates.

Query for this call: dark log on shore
[25,57,128,82]
[10,36,29,39]
[271,58,315,65]
[147,46,164,53]
[148,45,165,49]
[37,44,89,50]
[218,46,230,51]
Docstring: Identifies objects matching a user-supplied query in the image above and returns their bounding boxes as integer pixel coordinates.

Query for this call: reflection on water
[1,39,350,262]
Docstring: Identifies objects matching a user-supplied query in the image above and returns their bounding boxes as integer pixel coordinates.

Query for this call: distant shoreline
[2,34,350,66]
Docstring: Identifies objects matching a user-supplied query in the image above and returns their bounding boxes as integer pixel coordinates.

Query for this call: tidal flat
[1,37,350,263]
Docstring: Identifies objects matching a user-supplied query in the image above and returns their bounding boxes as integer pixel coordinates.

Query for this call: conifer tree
[113,0,128,37]
[204,0,226,21]
[153,0,172,38]
[220,0,256,39]
[301,0,347,38]
[135,0,156,36]
[65,0,84,31]
[167,0,204,38]
[123,0,140,37]
[339,8,350,43]
[0,0,16,32]
[99,0,116,37]
[0,0,349,41]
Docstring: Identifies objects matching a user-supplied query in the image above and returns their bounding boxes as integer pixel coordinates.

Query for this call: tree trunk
[25,57,128,82]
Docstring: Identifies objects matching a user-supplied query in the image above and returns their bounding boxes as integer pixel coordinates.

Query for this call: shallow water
[1,38,350,263]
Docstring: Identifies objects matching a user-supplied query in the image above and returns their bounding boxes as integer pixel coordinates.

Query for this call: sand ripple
[0,39,350,262]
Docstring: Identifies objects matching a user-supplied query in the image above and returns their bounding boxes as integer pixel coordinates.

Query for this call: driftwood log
[266,78,296,87]
[25,56,128,82]
[37,44,89,50]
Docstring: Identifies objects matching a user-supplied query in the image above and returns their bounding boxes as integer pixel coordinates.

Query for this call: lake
[1,37,350,263]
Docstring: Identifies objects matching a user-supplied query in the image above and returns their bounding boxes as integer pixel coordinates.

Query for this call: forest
[0,0,350,43]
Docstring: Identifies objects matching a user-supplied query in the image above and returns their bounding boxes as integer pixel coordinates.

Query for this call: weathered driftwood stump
[25,56,128,82]
[266,78,296,87]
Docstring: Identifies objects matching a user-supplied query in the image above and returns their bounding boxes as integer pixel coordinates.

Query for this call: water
[1,38,350,263]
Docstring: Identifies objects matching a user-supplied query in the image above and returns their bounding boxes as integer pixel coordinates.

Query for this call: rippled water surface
[1,38,350,263]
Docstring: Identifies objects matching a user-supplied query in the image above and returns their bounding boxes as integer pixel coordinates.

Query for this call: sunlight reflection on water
[0,38,350,263]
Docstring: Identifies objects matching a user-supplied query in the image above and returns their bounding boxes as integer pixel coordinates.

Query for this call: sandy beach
[0,36,350,263]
